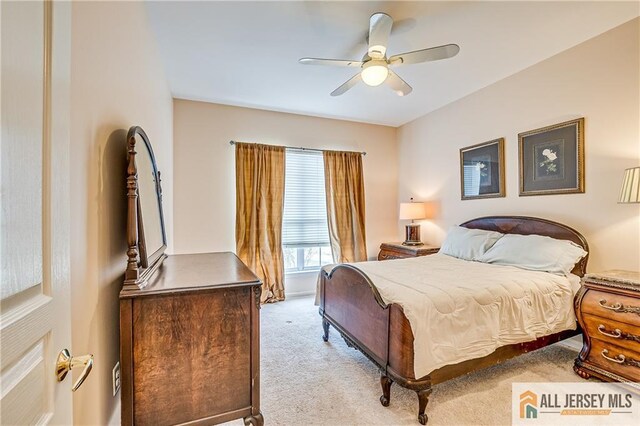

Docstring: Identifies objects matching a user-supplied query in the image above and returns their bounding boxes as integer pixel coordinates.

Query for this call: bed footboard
[320,264,390,369]
[319,265,433,424]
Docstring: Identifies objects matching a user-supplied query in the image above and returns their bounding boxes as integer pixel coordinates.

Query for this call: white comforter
[323,254,580,379]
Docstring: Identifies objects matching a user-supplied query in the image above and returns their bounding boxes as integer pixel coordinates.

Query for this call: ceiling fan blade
[389,44,460,66]
[386,70,412,96]
[330,73,362,97]
[368,12,393,59]
[391,18,416,36]
[299,58,363,67]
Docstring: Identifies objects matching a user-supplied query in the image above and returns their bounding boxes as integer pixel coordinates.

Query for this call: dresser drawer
[582,313,640,353]
[587,338,640,381]
[581,289,640,326]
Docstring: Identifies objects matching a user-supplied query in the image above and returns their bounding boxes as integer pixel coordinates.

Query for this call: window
[282,150,332,272]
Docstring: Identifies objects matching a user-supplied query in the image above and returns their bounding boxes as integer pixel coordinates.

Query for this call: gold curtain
[235,142,286,303]
[323,150,368,263]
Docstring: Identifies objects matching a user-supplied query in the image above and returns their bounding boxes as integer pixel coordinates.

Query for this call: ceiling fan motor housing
[368,45,386,59]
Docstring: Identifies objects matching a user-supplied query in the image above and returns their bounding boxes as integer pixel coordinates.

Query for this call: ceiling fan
[299,12,460,97]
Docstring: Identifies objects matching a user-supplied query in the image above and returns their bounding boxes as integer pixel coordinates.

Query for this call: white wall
[69,2,173,424]
[172,100,398,293]
[397,18,640,272]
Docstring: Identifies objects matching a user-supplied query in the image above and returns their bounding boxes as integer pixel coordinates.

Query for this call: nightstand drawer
[378,251,405,261]
[582,289,640,326]
[582,313,640,353]
[587,338,640,381]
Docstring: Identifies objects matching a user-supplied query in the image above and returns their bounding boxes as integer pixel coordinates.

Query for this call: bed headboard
[460,216,589,277]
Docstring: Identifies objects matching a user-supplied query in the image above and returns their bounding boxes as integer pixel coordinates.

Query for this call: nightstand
[378,242,439,261]
[574,270,640,383]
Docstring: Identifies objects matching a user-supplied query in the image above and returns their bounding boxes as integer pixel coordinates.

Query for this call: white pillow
[439,226,504,261]
[476,233,587,275]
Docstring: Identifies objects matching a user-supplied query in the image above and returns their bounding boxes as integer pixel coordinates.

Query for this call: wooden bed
[318,216,589,424]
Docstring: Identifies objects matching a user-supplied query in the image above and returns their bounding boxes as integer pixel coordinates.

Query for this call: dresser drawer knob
[601,349,625,364]
[597,324,622,339]
[598,299,640,315]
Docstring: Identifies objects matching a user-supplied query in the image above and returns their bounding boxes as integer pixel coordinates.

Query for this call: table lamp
[619,167,640,203]
[399,198,428,246]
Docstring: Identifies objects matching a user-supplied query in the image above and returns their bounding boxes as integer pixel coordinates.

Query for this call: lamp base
[402,241,424,246]
[403,223,423,246]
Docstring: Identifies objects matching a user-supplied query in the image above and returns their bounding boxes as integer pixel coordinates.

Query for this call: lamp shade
[619,167,640,203]
[399,202,427,220]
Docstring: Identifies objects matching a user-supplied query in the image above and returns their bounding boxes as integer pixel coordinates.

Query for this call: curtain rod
[229,140,366,156]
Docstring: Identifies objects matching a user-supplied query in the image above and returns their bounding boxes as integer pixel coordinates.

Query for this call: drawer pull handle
[601,349,640,368]
[380,253,399,260]
[601,349,625,364]
[597,325,622,338]
[598,299,640,315]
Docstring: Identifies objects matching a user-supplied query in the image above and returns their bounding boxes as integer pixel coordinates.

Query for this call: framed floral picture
[518,118,584,196]
[459,138,505,200]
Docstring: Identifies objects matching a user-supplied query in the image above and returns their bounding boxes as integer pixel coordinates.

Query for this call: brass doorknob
[56,349,94,391]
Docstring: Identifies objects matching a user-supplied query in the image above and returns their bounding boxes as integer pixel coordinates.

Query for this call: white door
[1,1,75,424]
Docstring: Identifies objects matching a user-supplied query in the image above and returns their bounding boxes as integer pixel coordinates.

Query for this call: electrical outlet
[112,362,121,396]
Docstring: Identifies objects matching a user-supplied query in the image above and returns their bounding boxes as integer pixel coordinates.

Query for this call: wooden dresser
[378,242,439,260]
[574,270,640,383]
[120,252,264,426]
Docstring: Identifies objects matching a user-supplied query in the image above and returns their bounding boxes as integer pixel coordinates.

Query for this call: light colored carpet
[225,296,581,426]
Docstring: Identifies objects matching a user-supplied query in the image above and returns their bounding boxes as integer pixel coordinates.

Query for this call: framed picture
[518,118,584,196]
[459,138,505,200]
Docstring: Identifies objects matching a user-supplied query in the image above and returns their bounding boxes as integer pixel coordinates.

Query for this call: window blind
[282,150,330,248]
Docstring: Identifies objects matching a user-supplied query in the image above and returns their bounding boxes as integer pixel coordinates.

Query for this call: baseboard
[285,291,316,299]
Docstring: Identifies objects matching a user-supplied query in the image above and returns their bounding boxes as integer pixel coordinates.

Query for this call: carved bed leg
[416,388,433,425]
[322,318,330,342]
[243,412,264,426]
[379,374,393,407]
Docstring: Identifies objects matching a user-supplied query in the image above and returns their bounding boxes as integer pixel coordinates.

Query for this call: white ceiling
[146,1,639,127]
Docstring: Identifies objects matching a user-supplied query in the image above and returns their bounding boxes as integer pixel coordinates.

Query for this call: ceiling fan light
[361,62,389,87]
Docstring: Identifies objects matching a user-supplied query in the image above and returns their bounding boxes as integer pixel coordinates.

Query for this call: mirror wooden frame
[123,126,168,291]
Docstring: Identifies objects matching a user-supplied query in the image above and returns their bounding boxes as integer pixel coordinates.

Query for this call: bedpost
[322,318,330,342]
[416,387,433,425]
[379,374,393,407]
